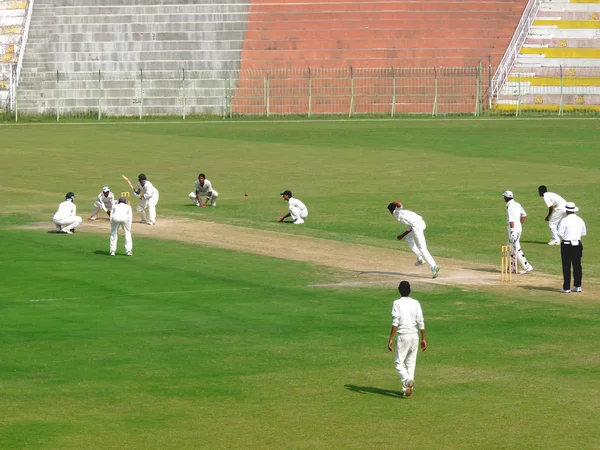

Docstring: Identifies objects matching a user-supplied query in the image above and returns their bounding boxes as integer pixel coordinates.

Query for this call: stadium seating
[17,0,252,115]
[0,0,28,108]
[14,0,531,116]
[240,0,527,70]
[496,0,600,112]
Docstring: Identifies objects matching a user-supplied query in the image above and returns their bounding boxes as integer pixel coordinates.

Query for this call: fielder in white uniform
[388,281,427,397]
[135,173,159,225]
[538,185,567,245]
[109,196,133,256]
[53,192,82,234]
[387,201,440,278]
[188,173,219,207]
[503,190,533,274]
[89,186,115,220]
[278,190,308,224]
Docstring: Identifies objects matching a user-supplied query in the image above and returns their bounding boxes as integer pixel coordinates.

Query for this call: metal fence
[4,64,600,120]
[9,66,486,120]
[494,66,600,115]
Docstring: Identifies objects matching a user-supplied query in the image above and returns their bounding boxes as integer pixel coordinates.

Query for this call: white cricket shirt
[96,191,115,211]
[111,203,132,225]
[391,296,425,335]
[138,180,158,199]
[543,192,567,210]
[558,214,586,241]
[393,208,425,230]
[195,179,214,195]
[288,197,307,213]
[53,200,77,220]
[506,199,527,232]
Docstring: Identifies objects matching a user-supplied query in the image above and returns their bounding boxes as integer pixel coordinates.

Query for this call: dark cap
[398,281,411,296]
[138,174,147,181]
[118,197,127,204]
[387,203,397,214]
[280,190,292,197]
[65,191,75,200]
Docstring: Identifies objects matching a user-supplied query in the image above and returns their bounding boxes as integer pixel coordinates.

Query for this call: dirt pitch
[25,217,597,299]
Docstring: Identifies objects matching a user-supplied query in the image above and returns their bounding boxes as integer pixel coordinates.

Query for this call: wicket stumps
[120,191,131,205]
[501,245,514,281]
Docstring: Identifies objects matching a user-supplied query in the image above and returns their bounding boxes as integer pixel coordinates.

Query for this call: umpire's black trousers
[561,241,583,290]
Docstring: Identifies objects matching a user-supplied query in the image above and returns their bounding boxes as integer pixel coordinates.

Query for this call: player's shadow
[344,384,405,398]
[521,240,550,245]
[466,267,498,273]
[94,250,112,256]
[519,285,562,292]
[359,271,406,276]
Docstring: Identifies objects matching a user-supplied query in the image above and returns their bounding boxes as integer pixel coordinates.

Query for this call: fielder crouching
[188,173,219,207]
[53,192,82,234]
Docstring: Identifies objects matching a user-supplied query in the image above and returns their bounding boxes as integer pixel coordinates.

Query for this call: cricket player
[538,185,567,245]
[135,174,159,225]
[53,192,82,234]
[503,190,533,274]
[388,281,427,397]
[387,201,440,279]
[109,196,133,256]
[188,173,219,207]
[89,186,115,220]
[278,190,308,224]
[558,202,586,293]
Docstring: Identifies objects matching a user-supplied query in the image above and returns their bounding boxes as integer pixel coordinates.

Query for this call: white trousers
[507,230,533,271]
[289,205,308,224]
[137,192,159,223]
[188,189,219,206]
[110,220,132,253]
[53,216,82,232]
[90,200,110,219]
[405,223,436,269]
[394,333,419,389]
[548,209,566,242]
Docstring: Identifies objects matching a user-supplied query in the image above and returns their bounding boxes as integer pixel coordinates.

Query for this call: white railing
[490,0,542,103]
[15,0,35,91]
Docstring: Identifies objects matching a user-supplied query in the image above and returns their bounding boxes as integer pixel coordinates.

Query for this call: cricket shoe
[560,289,571,294]
[432,266,440,279]
[62,229,73,234]
[89,217,96,221]
[126,251,132,256]
[293,219,304,224]
[519,267,533,274]
[109,251,115,256]
[405,380,414,397]
[147,222,155,226]
[574,287,582,293]
[414,258,425,266]
[548,241,560,245]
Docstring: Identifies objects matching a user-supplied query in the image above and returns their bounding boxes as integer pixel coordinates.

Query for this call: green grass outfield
[1,119,599,448]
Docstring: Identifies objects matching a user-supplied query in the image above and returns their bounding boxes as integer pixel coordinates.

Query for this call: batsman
[502,190,533,274]
[123,174,159,225]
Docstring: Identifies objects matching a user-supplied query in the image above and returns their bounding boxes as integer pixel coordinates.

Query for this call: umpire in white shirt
[557,202,586,293]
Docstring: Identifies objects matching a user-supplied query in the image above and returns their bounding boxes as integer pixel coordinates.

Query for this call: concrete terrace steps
[495,0,600,110]
[17,0,252,114]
